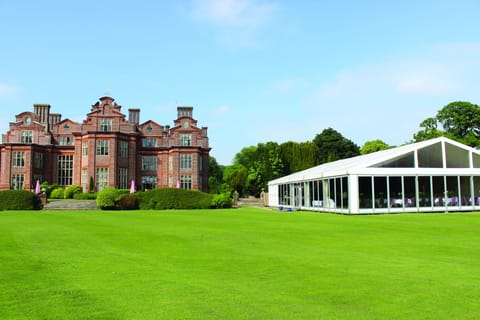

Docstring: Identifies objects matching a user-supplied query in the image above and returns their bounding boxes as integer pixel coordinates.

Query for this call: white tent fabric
[268,137,480,214]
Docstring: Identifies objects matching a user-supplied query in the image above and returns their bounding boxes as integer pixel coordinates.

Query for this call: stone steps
[43,200,99,210]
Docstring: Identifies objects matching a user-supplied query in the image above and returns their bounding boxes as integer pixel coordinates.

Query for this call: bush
[73,192,97,200]
[211,192,233,208]
[40,182,61,198]
[50,187,65,199]
[96,187,121,210]
[137,188,213,210]
[0,190,42,210]
[116,194,138,210]
[64,184,83,199]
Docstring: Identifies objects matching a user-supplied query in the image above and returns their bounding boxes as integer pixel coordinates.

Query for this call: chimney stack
[128,108,140,125]
[34,104,51,125]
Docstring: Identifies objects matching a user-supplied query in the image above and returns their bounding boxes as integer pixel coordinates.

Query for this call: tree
[413,117,444,142]
[223,164,248,196]
[360,139,391,155]
[313,128,360,164]
[436,101,480,147]
[279,141,319,174]
[232,142,284,196]
[208,156,226,194]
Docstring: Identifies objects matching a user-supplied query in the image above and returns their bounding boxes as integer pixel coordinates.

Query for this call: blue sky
[1,0,479,165]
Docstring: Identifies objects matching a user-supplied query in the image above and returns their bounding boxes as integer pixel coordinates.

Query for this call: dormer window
[147,125,153,132]
[25,117,31,125]
[64,124,70,131]
[100,119,112,131]
[20,130,33,143]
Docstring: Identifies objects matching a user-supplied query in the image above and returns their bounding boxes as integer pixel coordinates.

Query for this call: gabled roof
[269,137,480,184]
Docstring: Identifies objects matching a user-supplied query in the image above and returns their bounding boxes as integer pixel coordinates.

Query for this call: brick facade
[0,96,210,192]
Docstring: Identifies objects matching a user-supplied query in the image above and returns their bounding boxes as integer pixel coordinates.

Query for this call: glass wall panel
[293,183,304,207]
[473,154,480,168]
[280,184,291,206]
[317,180,324,206]
[460,176,471,206]
[335,178,342,209]
[310,180,322,207]
[329,179,336,208]
[418,176,431,207]
[404,176,417,207]
[474,177,480,205]
[446,176,459,206]
[432,176,445,206]
[342,177,349,209]
[376,152,415,168]
[374,177,388,208]
[359,177,373,208]
[418,143,443,168]
[389,176,402,207]
[445,143,469,168]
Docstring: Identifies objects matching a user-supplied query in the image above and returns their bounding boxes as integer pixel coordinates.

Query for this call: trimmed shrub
[211,192,233,208]
[50,187,65,199]
[116,194,138,210]
[0,190,42,210]
[96,187,120,210]
[137,188,213,210]
[40,182,61,198]
[64,184,83,199]
[73,192,97,200]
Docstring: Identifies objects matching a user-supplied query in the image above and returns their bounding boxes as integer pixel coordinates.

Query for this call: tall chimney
[34,104,51,124]
[128,108,140,125]
[177,106,193,118]
[49,113,62,125]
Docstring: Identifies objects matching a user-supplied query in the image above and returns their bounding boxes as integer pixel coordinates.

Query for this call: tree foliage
[223,164,248,196]
[413,101,480,147]
[413,117,444,142]
[313,128,360,164]
[208,156,227,194]
[436,101,480,147]
[360,139,391,155]
[279,141,319,173]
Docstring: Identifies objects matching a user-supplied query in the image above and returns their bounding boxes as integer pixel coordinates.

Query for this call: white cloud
[186,0,277,48]
[189,0,276,27]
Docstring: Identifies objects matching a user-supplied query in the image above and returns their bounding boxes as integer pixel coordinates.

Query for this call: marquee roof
[269,137,480,185]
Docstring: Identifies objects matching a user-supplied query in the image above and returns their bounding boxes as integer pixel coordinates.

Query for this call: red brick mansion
[0,96,210,192]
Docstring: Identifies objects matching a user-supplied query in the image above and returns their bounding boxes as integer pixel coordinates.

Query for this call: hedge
[0,190,43,210]
[64,184,82,199]
[211,192,233,208]
[136,188,213,210]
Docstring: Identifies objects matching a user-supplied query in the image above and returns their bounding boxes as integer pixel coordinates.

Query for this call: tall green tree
[436,101,480,147]
[223,164,248,196]
[232,142,284,196]
[360,139,392,155]
[279,141,319,174]
[313,128,360,164]
[208,156,226,194]
[413,117,444,142]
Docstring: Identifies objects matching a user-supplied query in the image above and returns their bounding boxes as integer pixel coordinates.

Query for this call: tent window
[418,143,443,168]
[376,152,415,168]
[445,143,469,168]
[359,177,373,209]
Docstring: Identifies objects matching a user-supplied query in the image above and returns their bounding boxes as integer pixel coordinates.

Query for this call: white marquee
[268,137,480,214]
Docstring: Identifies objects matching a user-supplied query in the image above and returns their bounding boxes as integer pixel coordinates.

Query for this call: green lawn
[0,208,479,319]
